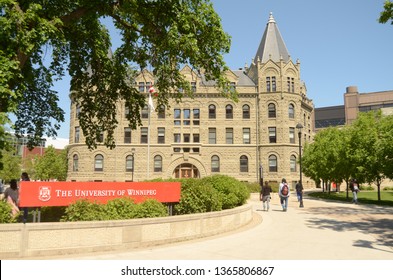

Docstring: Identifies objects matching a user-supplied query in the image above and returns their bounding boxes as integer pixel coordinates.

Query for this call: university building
[67,13,315,188]
[315,86,393,131]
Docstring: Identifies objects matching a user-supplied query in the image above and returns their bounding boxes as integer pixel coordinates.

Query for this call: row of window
[137,81,236,93]
[72,154,298,173]
[76,103,300,122]
[137,78,296,94]
[74,126,307,145]
[266,76,295,93]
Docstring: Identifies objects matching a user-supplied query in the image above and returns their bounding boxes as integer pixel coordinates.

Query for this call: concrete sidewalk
[49,192,393,260]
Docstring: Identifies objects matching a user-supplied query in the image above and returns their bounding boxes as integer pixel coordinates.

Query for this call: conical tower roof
[254,13,290,63]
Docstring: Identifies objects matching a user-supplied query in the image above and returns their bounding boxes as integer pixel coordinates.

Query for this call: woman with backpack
[279,178,290,212]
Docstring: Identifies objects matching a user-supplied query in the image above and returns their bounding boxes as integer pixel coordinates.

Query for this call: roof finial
[268,12,275,23]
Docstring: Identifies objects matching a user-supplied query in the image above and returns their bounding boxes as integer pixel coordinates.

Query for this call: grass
[308,191,393,207]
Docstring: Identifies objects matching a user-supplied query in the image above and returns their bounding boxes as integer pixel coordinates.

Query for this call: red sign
[19,181,181,207]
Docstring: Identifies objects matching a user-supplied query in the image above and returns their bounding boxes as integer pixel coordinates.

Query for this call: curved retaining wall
[0,203,252,259]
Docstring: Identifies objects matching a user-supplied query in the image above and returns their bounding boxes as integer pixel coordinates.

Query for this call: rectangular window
[174,108,181,125]
[243,128,250,144]
[97,132,104,143]
[269,127,276,143]
[174,133,181,143]
[272,77,276,92]
[139,82,145,93]
[230,82,236,92]
[158,105,165,119]
[193,134,200,143]
[193,109,200,125]
[157,127,165,144]
[141,127,148,144]
[191,81,197,92]
[209,128,216,144]
[226,128,233,144]
[74,127,80,143]
[124,127,132,143]
[183,133,190,143]
[266,77,271,92]
[289,127,295,143]
[183,109,190,125]
[141,105,149,119]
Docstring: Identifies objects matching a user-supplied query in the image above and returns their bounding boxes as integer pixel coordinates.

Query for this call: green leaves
[1,0,232,152]
[379,0,393,24]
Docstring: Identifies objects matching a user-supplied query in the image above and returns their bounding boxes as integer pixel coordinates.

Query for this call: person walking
[295,180,304,208]
[4,179,20,217]
[279,178,290,211]
[20,172,30,223]
[260,181,273,211]
[350,179,360,204]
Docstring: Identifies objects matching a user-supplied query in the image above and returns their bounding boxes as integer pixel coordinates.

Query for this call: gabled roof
[254,13,290,64]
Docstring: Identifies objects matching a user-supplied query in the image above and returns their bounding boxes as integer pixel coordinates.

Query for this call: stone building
[67,13,315,188]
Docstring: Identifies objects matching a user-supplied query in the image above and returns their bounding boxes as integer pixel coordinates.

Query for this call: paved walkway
[53,192,393,260]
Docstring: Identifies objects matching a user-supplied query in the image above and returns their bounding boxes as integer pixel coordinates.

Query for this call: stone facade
[67,14,315,188]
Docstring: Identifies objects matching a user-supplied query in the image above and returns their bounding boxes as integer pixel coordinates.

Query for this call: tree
[349,111,386,201]
[379,0,393,24]
[0,148,21,182]
[0,0,232,154]
[34,146,67,181]
[379,115,393,180]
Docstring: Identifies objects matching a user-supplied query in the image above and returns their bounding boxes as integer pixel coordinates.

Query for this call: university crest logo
[38,186,51,202]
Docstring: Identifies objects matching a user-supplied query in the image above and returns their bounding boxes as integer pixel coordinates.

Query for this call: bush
[0,201,19,223]
[61,200,109,222]
[174,178,223,215]
[132,199,168,218]
[201,175,250,209]
[383,187,393,191]
[60,198,168,222]
[360,185,374,191]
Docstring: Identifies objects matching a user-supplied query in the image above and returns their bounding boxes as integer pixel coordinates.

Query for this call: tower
[248,12,314,187]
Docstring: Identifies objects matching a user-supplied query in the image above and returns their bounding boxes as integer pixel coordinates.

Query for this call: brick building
[67,13,315,188]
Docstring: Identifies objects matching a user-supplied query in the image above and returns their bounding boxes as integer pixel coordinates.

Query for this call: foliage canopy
[0,0,231,152]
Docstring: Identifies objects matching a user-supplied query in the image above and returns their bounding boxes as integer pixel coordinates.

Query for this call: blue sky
[53,0,392,139]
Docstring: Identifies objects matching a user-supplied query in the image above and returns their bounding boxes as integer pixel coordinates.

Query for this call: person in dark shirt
[260,181,273,211]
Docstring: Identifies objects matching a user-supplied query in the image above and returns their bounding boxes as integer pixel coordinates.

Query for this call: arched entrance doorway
[173,163,200,178]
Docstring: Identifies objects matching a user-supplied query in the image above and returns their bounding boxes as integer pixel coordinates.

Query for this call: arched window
[268,103,276,118]
[269,155,277,172]
[242,104,250,119]
[226,104,233,119]
[73,154,79,172]
[289,104,295,118]
[126,155,134,172]
[211,155,220,172]
[290,155,297,172]
[240,155,248,172]
[154,155,162,172]
[94,154,104,172]
[208,104,216,119]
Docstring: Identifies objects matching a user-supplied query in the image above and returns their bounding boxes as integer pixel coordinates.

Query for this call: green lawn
[308,191,393,207]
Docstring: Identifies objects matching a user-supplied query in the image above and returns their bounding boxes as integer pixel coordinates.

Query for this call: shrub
[383,187,393,191]
[132,199,168,218]
[105,198,138,220]
[201,175,250,209]
[174,178,222,215]
[0,201,19,223]
[61,200,109,222]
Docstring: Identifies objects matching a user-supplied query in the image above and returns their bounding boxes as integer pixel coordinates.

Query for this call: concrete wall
[0,204,252,259]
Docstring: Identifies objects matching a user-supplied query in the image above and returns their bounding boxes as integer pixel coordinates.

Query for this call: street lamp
[296,123,303,184]
[259,164,263,187]
[131,147,135,182]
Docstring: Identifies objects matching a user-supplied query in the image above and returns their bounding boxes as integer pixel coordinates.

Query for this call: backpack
[281,183,289,196]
